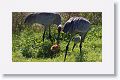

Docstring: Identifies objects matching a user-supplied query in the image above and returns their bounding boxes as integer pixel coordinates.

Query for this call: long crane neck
[57,25,62,44]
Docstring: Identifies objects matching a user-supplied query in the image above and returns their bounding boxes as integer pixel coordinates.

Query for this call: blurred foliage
[60,12,102,25]
[12,25,102,62]
[12,12,32,33]
[12,27,56,59]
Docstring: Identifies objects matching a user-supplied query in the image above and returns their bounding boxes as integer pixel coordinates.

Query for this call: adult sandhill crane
[63,17,90,62]
[24,12,62,44]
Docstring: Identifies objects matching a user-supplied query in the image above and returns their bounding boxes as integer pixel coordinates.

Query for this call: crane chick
[72,36,81,51]
[51,44,60,54]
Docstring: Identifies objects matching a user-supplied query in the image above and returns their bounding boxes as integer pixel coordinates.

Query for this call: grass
[12,25,102,62]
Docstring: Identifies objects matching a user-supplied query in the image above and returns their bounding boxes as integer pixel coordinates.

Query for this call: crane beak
[58,24,62,32]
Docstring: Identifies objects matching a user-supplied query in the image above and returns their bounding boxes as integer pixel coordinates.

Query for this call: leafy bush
[37,41,52,58]
[13,27,56,59]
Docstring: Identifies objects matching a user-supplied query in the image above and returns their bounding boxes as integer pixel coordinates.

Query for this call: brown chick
[51,44,60,54]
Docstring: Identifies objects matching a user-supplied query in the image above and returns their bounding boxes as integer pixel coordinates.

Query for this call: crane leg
[57,32,60,44]
[79,32,87,52]
[64,36,72,62]
[72,43,76,51]
[43,28,46,42]
[49,26,53,44]
[79,41,82,53]
[79,41,84,62]
[64,43,69,62]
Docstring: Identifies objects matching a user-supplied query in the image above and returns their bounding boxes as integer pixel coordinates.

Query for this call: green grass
[12,25,102,62]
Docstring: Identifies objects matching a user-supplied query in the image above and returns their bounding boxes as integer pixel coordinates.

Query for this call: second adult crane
[63,17,91,62]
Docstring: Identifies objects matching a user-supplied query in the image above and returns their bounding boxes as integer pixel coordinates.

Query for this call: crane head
[58,24,62,32]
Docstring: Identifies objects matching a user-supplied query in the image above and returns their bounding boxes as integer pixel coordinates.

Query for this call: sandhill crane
[24,12,62,44]
[63,17,90,62]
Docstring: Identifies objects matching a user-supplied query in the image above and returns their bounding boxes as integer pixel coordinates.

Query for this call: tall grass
[12,25,102,62]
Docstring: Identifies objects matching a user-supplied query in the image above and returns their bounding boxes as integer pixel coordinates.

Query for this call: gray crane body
[63,17,90,62]
[63,17,90,34]
[24,12,61,27]
[24,12,62,43]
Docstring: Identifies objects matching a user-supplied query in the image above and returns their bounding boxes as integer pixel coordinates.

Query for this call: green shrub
[13,27,55,59]
[37,41,52,58]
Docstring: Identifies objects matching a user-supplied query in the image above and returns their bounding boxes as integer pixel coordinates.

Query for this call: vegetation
[12,12,102,62]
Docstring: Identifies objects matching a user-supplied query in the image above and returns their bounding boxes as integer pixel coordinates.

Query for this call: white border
[0,0,114,74]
